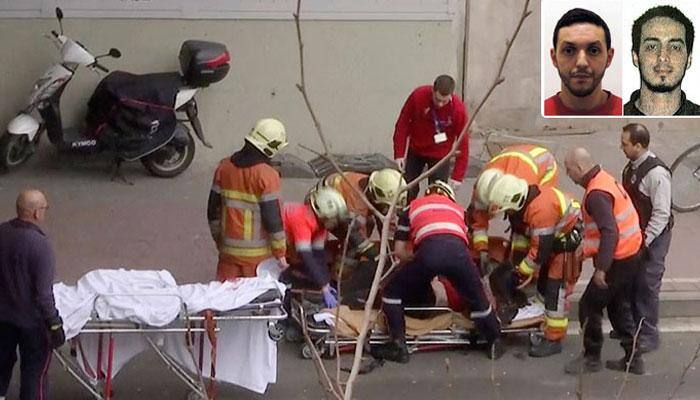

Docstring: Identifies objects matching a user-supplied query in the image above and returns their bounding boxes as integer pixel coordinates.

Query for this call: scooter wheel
[0,133,34,170]
[140,132,195,178]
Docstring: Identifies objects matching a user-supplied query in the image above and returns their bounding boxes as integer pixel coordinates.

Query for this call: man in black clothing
[624,5,700,115]
[563,148,643,375]
[0,190,65,400]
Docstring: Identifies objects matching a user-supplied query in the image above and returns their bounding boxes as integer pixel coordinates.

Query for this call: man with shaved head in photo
[0,189,64,399]
[625,5,700,115]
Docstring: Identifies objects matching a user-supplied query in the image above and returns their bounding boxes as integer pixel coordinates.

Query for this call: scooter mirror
[55,7,63,20]
[109,48,122,59]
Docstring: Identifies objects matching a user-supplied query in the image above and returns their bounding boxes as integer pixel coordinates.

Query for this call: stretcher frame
[53,291,287,400]
[289,291,543,359]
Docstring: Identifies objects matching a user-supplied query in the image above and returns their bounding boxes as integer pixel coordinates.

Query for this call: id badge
[434,132,447,144]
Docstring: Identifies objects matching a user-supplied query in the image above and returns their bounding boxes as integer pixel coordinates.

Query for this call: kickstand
[110,159,134,185]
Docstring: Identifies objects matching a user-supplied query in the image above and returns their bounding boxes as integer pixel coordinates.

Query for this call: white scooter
[0,7,230,178]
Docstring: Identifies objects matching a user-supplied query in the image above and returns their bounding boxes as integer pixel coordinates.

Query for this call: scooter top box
[179,40,231,88]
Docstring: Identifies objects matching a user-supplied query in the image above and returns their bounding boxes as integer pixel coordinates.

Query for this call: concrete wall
[0,0,698,172]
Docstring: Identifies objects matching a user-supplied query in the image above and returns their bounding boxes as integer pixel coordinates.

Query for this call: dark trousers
[0,321,51,400]
[404,151,451,202]
[579,254,640,358]
[620,229,671,348]
[382,235,500,344]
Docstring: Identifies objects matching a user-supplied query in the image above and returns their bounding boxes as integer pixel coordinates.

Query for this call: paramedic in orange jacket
[207,118,288,281]
[281,187,348,308]
[563,147,643,375]
[487,175,583,357]
[316,168,407,261]
[470,145,559,268]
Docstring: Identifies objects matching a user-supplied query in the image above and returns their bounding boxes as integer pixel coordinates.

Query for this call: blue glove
[322,286,338,308]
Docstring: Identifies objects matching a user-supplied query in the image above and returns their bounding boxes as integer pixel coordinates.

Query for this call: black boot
[564,355,602,375]
[606,351,645,375]
[529,339,562,358]
[370,341,409,363]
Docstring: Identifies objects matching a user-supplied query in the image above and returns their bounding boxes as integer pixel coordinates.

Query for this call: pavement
[0,129,700,399]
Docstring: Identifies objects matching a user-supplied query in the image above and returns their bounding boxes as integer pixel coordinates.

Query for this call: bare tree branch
[300,305,344,399]
[576,319,588,400]
[614,317,645,400]
[667,340,700,399]
[335,218,356,384]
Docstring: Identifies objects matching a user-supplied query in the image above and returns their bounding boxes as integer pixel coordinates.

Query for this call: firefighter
[371,181,502,363]
[470,144,559,270]
[207,118,288,281]
[486,174,583,357]
[281,187,348,308]
[315,168,407,261]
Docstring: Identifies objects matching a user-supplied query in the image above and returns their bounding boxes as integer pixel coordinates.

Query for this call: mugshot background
[622,0,700,108]
[541,0,623,116]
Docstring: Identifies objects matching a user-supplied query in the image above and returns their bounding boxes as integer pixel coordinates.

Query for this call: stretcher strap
[205,310,217,399]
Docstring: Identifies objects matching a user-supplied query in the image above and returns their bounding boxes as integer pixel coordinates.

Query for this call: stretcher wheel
[268,322,284,342]
[301,343,314,359]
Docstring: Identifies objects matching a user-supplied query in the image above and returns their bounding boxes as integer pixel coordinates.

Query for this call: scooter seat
[92,71,183,109]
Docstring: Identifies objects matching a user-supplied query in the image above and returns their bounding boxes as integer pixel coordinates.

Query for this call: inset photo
[542,1,623,117]
[622,1,700,116]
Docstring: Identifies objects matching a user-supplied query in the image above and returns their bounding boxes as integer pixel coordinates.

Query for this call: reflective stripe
[531,226,555,236]
[511,235,529,250]
[546,309,568,319]
[552,188,567,215]
[260,192,280,202]
[491,151,538,175]
[470,305,493,319]
[223,237,269,247]
[270,237,286,250]
[243,210,253,240]
[396,225,410,232]
[545,316,568,329]
[583,238,599,248]
[224,198,258,210]
[415,222,466,241]
[211,184,221,194]
[518,257,537,275]
[529,147,547,158]
[540,167,557,186]
[619,225,639,239]
[220,189,259,203]
[312,239,325,250]
[616,204,635,222]
[296,241,312,252]
[382,297,402,305]
[270,230,286,241]
[409,203,463,221]
[472,231,488,244]
[220,245,272,257]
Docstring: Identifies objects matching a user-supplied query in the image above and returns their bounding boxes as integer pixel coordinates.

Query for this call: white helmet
[425,180,456,202]
[475,168,504,205]
[487,174,529,213]
[367,168,407,208]
[245,118,288,158]
[309,187,348,221]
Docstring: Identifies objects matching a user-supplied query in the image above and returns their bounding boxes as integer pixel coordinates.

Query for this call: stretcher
[52,270,287,399]
[289,291,545,360]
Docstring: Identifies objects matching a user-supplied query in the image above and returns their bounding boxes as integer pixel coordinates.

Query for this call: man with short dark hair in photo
[545,8,622,116]
[625,5,700,115]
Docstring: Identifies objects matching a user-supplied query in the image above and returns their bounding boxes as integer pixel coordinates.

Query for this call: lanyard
[430,102,453,134]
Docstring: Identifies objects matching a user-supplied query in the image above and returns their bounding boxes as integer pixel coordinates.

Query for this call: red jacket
[393,85,469,181]
[544,91,622,116]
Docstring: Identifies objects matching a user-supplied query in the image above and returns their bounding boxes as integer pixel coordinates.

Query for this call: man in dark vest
[618,123,673,355]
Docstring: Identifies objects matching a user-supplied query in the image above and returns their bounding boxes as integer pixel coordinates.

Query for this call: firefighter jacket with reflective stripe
[283,203,327,265]
[210,158,286,263]
[517,186,581,276]
[406,194,468,246]
[470,145,559,252]
[582,169,642,260]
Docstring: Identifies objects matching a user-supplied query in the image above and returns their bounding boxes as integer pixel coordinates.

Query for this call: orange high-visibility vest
[582,169,642,260]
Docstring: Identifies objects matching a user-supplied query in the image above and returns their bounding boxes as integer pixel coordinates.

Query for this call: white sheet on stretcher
[53,268,286,394]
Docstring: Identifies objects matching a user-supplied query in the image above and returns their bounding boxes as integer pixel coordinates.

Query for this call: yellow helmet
[367,168,407,208]
[487,174,529,213]
[425,180,456,202]
[309,187,348,221]
[475,168,504,205]
[245,118,288,158]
